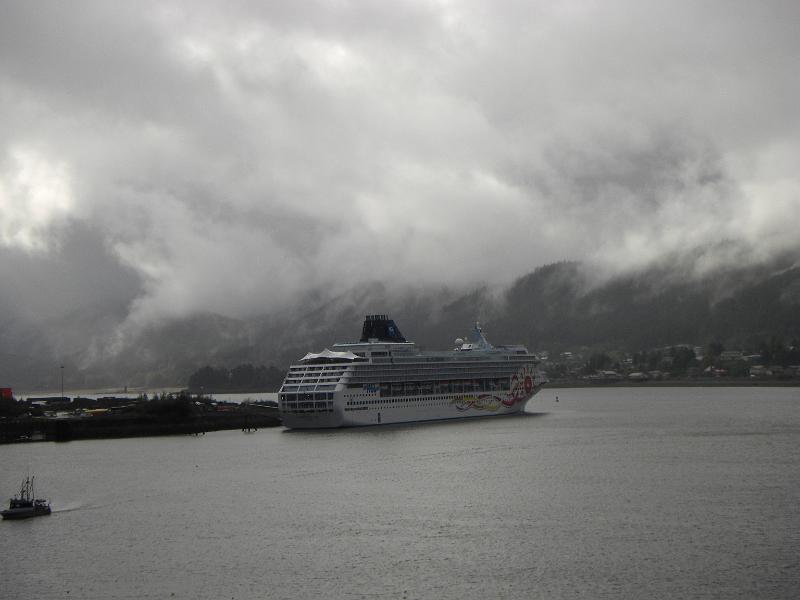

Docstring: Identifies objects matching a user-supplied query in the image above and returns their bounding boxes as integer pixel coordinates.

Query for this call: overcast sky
[1,0,799,329]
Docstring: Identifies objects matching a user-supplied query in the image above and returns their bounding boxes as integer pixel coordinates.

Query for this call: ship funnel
[360,315,407,342]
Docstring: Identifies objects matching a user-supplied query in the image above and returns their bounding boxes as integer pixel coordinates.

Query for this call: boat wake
[51,501,84,513]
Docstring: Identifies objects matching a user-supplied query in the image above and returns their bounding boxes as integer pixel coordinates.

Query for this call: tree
[230,364,256,389]
[671,347,697,373]
[647,350,663,370]
[707,341,724,359]
[584,352,613,374]
[188,366,229,391]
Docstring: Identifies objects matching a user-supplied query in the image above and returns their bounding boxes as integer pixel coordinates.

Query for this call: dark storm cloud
[1,0,799,334]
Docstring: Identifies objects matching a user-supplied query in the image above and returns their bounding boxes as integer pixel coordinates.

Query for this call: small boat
[1,476,51,520]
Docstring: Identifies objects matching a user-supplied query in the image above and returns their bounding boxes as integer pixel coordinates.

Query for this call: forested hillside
[3,252,799,390]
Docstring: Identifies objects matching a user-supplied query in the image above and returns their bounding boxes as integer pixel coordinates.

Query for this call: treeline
[546,336,800,380]
[187,364,284,393]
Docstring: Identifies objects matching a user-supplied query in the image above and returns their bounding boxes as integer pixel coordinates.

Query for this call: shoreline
[545,378,800,388]
[0,410,281,445]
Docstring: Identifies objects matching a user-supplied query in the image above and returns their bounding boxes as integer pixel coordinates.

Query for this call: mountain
[490,254,800,355]
[3,252,799,391]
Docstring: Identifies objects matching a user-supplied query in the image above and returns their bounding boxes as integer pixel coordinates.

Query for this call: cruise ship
[278,315,547,429]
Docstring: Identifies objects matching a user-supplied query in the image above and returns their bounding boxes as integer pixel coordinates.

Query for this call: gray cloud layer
[1,0,799,332]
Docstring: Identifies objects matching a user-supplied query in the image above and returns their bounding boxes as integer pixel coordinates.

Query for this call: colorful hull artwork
[452,365,539,412]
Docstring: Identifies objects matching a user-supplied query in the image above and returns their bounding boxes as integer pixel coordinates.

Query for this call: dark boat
[1,476,51,520]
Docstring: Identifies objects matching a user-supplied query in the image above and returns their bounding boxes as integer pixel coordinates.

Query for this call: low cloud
[1,0,798,336]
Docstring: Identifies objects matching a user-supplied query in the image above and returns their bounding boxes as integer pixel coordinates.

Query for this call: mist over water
[3,387,798,599]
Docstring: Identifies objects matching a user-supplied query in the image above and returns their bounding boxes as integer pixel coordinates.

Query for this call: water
[2,387,798,599]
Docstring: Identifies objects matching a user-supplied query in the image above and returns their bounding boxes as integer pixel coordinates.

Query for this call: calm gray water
[2,387,798,599]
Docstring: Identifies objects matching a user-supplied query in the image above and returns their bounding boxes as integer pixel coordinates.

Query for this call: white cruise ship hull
[278,315,547,430]
[281,389,539,429]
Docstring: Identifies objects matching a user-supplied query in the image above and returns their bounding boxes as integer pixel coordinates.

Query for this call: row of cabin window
[282,401,333,411]
[346,378,509,396]
[345,396,457,411]
[350,365,520,379]
[279,392,334,402]
[347,396,468,406]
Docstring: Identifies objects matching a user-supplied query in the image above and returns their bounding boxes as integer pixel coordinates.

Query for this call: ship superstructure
[278,315,546,429]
